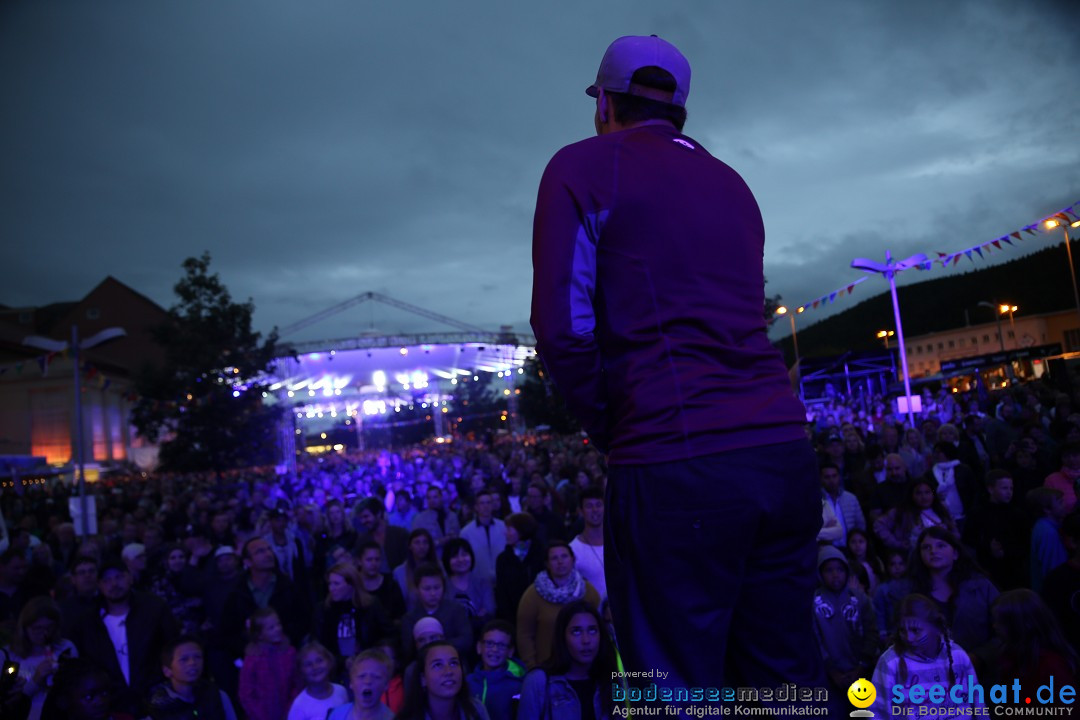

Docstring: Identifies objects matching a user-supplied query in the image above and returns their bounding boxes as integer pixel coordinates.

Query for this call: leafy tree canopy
[132,253,285,471]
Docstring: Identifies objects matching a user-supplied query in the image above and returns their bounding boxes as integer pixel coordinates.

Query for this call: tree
[516,357,581,433]
[131,253,285,472]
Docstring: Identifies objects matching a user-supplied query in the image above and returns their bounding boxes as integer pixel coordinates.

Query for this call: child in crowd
[239,608,301,720]
[374,639,405,714]
[869,594,983,717]
[41,659,133,720]
[287,642,348,720]
[961,469,1028,590]
[812,547,878,700]
[396,641,489,720]
[845,528,882,598]
[873,548,908,642]
[1027,487,1068,593]
[400,563,473,660]
[328,649,395,720]
[467,620,525,720]
[992,589,1078,692]
[147,636,237,720]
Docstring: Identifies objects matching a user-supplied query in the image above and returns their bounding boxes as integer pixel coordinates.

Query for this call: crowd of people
[2,377,1080,717]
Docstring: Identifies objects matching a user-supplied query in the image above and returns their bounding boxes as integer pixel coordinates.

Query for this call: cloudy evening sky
[2,0,1078,344]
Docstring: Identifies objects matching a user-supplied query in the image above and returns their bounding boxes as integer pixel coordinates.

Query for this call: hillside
[775,240,1080,362]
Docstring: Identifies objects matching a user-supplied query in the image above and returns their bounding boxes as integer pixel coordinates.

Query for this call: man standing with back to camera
[530,35,825,703]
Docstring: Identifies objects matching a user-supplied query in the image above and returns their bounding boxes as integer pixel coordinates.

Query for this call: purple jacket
[531,124,805,464]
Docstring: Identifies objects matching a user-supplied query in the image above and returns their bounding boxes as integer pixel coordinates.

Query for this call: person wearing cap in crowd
[121,543,148,591]
[203,544,245,699]
[530,35,823,694]
[70,556,178,716]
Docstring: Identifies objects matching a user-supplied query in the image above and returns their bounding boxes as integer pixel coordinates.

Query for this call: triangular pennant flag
[847,285,855,294]
[974,247,983,258]
[1002,236,1013,246]
[36,356,48,377]
[829,292,838,302]
[1011,232,1021,241]
[992,240,1001,249]
[1025,227,1037,236]
[838,289,846,298]
[812,300,820,309]
[937,252,948,258]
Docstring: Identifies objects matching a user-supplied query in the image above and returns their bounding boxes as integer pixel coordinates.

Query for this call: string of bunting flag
[783,200,1080,316]
[0,350,114,390]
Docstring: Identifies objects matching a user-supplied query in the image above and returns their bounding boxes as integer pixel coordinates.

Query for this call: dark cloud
[2,0,1077,345]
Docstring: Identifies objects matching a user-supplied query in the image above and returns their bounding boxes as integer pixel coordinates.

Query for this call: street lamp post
[876,330,895,349]
[1045,217,1080,325]
[852,251,929,430]
[22,326,126,536]
[775,305,801,368]
[1000,304,1018,349]
[977,301,1007,352]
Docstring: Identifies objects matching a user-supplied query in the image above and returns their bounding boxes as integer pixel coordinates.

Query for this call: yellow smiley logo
[847,678,876,709]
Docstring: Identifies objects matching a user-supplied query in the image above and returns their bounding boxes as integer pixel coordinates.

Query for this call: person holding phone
[4,596,78,720]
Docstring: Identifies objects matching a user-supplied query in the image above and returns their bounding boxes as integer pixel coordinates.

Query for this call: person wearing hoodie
[467,620,525,720]
[811,546,878,700]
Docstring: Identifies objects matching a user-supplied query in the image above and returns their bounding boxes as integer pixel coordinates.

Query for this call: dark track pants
[605,438,828,706]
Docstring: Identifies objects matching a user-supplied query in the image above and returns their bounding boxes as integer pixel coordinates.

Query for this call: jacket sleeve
[530,152,609,451]
[517,670,548,720]
[516,589,540,669]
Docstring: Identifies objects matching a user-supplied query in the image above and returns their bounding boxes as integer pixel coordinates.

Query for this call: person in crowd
[873,478,958,553]
[120,544,149,592]
[992,589,1078,692]
[412,487,461,552]
[467,620,524,720]
[522,483,564,546]
[373,639,404,714]
[938,422,983,482]
[879,527,1000,663]
[961,469,1028,591]
[517,601,616,720]
[0,548,31,628]
[459,489,506,589]
[354,497,409,574]
[146,636,237,720]
[209,511,236,551]
[845,528,882,599]
[396,641,489,720]
[314,562,390,672]
[442,538,494,632]
[866,453,909,524]
[393,529,438,605]
[1043,513,1080,653]
[387,491,417,530]
[221,537,309,660]
[201,545,243,699]
[820,462,866,549]
[238,608,301,720]
[812,547,877,701]
[4,595,78,720]
[899,426,932,479]
[59,556,100,639]
[314,501,358,584]
[868,594,983,717]
[873,549,909,642]
[327,649,395,720]
[567,487,606,601]
[494,513,544,624]
[400,563,472,661]
[927,441,977,532]
[356,541,406,625]
[516,541,601,670]
[149,544,203,637]
[40,659,128,720]
[72,557,177,716]
[1044,442,1080,514]
[264,508,309,587]
[961,414,991,479]
[286,642,348,720]
[1028,487,1068,593]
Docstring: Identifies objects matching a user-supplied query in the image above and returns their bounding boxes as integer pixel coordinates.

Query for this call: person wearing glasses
[467,620,524,720]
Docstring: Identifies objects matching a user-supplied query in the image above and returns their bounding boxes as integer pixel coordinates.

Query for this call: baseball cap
[586,35,691,107]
